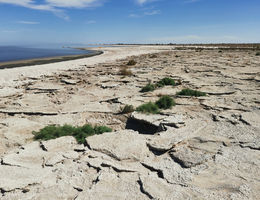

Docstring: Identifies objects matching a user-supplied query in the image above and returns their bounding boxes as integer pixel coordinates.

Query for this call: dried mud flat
[0,46,259,199]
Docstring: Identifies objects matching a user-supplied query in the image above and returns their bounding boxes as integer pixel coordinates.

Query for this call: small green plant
[177,89,206,97]
[157,77,175,87]
[256,52,260,56]
[140,83,156,93]
[155,95,175,109]
[136,102,159,114]
[120,105,135,114]
[93,126,113,135]
[127,59,137,66]
[33,124,112,144]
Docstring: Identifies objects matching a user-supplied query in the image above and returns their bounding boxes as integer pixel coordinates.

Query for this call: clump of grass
[155,95,175,109]
[177,89,206,97]
[136,102,159,114]
[93,126,112,135]
[33,124,112,144]
[127,59,137,66]
[140,83,156,93]
[156,77,175,87]
[120,105,135,114]
[140,77,176,93]
[256,52,260,56]
[119,66,133,76]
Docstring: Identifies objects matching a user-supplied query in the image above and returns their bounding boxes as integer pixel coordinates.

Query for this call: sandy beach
[0,45,259,199]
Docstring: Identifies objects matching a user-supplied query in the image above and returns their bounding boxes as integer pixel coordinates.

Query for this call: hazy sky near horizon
[0,0,260,45]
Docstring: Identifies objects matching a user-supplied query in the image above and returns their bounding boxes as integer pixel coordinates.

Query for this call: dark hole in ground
[125,118,159,134]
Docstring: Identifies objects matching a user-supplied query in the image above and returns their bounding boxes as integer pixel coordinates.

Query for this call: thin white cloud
[0,0,103,8]
[0,0,55,11]
[129,13,141,18]
[46,0,103,8]
[136,0,148,5]
[184,0,201,3]
[0,0,104,20]
[17,20,39,24]
[135,0,159,6]
[144,9,160,15]
[86,20,96,24]
[129,9,161,18]
[1,30,18,33]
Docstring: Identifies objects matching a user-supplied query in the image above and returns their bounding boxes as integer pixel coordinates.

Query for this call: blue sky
[0,0,260,45]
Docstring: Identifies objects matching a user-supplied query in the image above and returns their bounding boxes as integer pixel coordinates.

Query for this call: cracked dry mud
[0,48,260,199]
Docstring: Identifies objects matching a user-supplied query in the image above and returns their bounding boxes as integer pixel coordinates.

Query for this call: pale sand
[0,45,170,86]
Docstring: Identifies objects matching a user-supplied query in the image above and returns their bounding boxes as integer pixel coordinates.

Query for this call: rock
[60,96,113,113]
[139,174,193,199]
[2,137,80,169]
[240,111,260,127]
[185,68,190,73]
[61,79,79,85]
[84,150,149,174]
[26,82,63,94]
[1,141,47,169]
[0,165,55,192]
[239,141,260,150]
[86,130,151,161]
[142,154,192,185]
[41,136,78,152]
[191,145,260,199]
[199,86,236,95]
[0,88,23,98]
[100,82,119,89]
[147,119,208,152]
[169,137,222,168]
[76,172,147,200]
[200,98,249,111]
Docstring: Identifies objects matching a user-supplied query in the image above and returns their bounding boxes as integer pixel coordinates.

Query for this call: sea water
[0,46,93,62]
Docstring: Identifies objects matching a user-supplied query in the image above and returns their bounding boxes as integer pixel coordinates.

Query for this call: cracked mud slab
[0,46,260,199]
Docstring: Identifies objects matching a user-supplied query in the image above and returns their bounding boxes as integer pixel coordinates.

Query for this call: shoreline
[0,45,169,86]
[0,50,103,69]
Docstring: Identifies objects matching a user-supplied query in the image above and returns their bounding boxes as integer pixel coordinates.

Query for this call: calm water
[0,46,93,62]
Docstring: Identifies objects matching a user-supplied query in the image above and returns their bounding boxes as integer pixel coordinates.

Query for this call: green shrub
[140,84,156,93]
[127,59,137,66]
[94,126,112,135]
[256,52,260,56]
[120,105,135,114]
[33,124,112,144]
[155,95,175,109]
[157,77,175,87]
[136,102,159,114]
[177,89,206,97]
